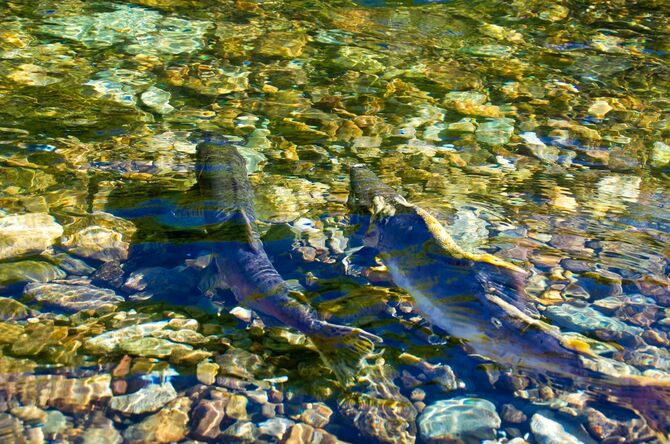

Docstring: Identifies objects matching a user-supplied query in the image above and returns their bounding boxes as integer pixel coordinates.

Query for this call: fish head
[349,164,400,213]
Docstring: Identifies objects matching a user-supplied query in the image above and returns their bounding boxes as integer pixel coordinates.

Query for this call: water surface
[0,0,669,442]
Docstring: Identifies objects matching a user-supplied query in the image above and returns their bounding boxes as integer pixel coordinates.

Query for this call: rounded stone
[418,397,501,444]
[0,213,63,261]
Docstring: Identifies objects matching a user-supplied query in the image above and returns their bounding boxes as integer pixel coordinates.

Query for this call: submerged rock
[544,303,643,338]
[166,63,249,96]
[0,213,63,261]
[0,413,24,443]
[281,423,342,444]
[23,282,124,313]
[84,78,137,107]
[197,361,219,385]
[10,406,46,424]
[85,321,168,354]
[91,260,125,288]
[60,212,136,262]
[0,297,30,321]
[0,321,24,345]
[191,399,226,440]
[123,396,191,443]
[651,141,670,168]
[0,261,67,290]
[217,348,262,380]
[539,4,569,21]
[43,251,96,275]
[475,118,515,145]
[444,91,501,117]
[41,4,210,55]
[0,374,112,413]
[334,46,385,74]
[460,44,513,58]
[256,31,309,59]
[258,417,294,441]
[520,132,559,163]
[339,363,417,444]
[10,321,68,356]
[120,337,193,359]
[76,418,123,444]
[587,100,612,119]
[42,410,68,439]
[418,397,501,444]
[140,86,174,114]
[109,383,177,415]
[300,402,333,428]
[220,420,258,443]
[531,411,594,444]
[6,63,59,86]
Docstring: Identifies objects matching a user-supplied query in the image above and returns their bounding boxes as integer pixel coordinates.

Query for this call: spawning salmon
[193,143,381,384]
[349,164,670,437]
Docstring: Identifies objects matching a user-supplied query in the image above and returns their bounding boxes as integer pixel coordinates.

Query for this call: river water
[0,0,669,442]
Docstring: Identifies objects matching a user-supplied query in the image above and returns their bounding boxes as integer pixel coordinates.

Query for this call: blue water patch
[545,43,590,51]
[25,143,56,152]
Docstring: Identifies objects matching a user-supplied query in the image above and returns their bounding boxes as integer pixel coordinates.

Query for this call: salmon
[192,143,381,384]
[349,164,670,437]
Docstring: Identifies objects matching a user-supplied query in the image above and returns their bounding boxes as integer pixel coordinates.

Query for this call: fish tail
[599,374,670,440]
[307,321,382,387]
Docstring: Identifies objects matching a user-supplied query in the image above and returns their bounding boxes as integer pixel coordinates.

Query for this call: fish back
[195,142,262,248]
[196,142,258,223]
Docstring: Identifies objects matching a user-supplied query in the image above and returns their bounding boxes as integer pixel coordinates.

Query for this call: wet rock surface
[418,397,501,443]
[0,213,63,260]
[0,260,66,290]
[108,382,178,415]
[531,411,596,444]
[23,282,124,313]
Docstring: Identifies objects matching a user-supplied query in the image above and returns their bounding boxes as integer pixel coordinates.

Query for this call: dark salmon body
[349,164,670,436]
[191,143,380,384]
[195,143,314,330]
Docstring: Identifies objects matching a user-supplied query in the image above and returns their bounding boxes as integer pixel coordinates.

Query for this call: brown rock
[281,423,341,444]
[10,406,46,424]
[111,380,127,396]
[191,399,226,441]
[269,388,283,403]
[221,420,259,443]
[262,403,277,418]
[0,213,63,261]
[123,397,191,443]
[226,394,248,420]
[300,403,333,428]
[11,322,68,356]
[0,373,112,413]
[501,404,527,424]
[196,361,219,385]
[256,32,309,59]
[112,355,132,378]
[585,408,625,441]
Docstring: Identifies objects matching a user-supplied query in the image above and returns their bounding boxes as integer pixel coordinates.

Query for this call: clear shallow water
[0,0,669,442]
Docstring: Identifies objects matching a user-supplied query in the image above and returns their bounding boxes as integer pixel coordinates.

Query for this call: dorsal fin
[394,196,526,274]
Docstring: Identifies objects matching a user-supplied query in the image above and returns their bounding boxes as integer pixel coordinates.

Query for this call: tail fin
[308,322,382,386]
[601,375,670,440]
